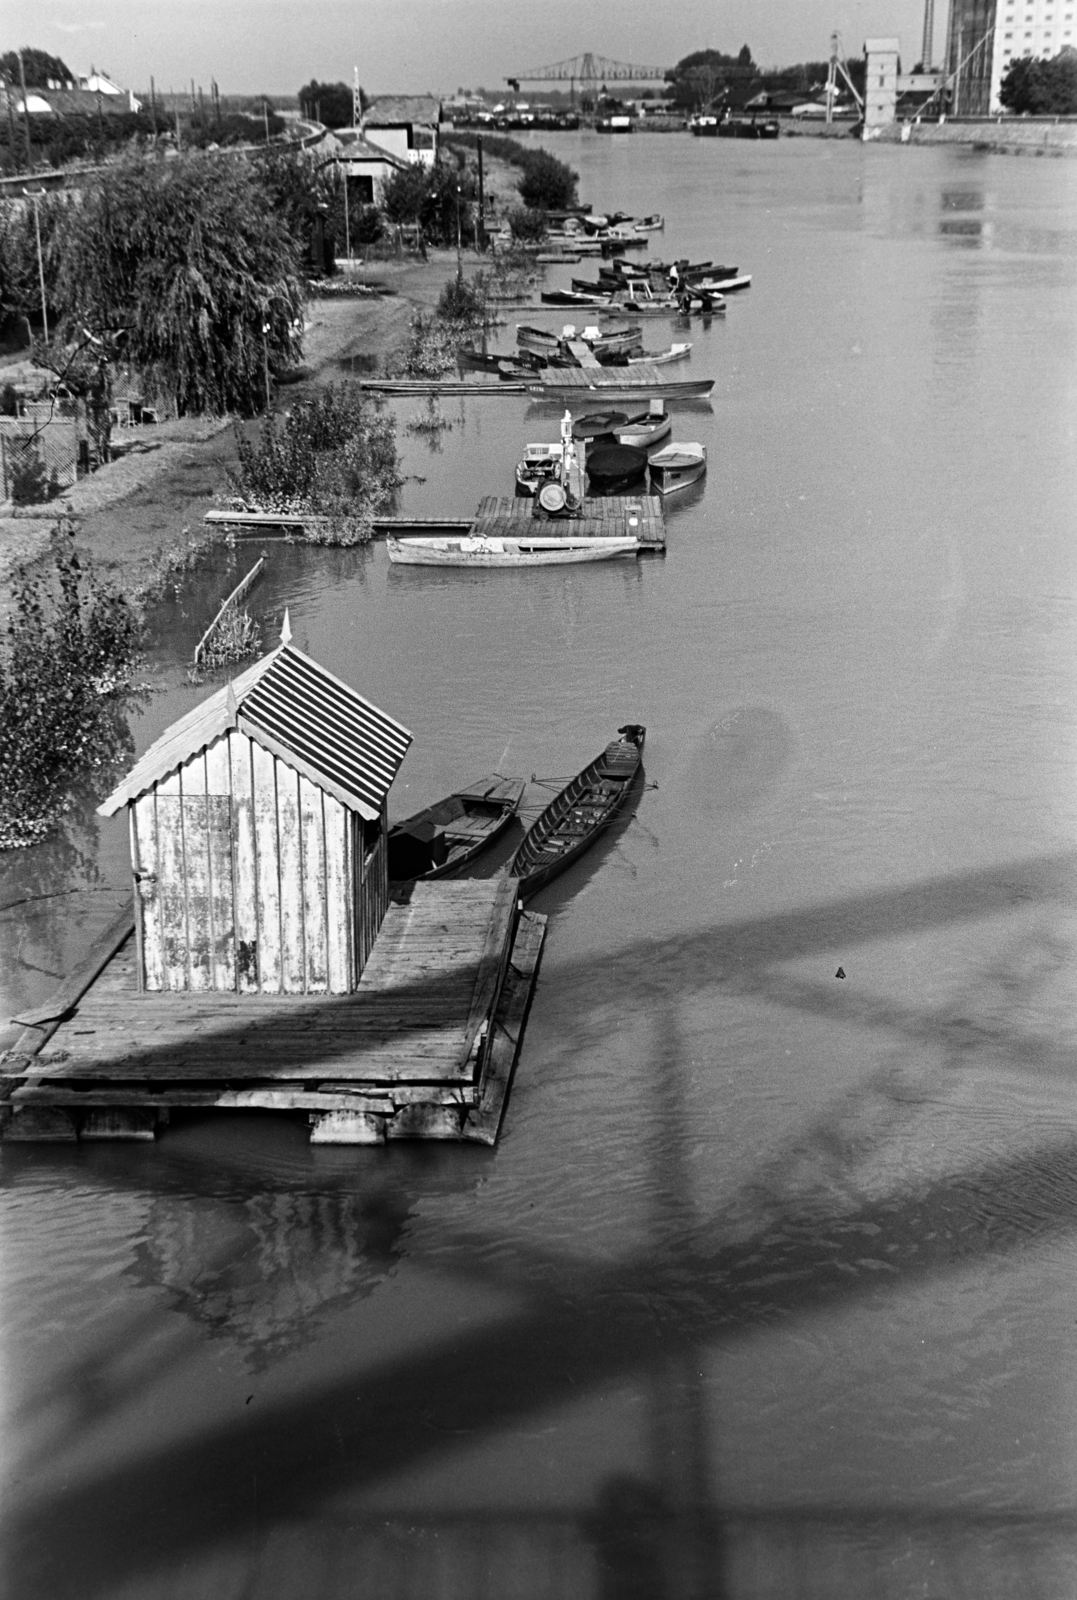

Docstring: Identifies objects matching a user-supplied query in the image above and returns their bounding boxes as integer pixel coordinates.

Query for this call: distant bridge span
[506,52,671,97]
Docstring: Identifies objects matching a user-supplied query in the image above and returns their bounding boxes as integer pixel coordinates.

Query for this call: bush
[436,274,487,322]
[516,149,578,211]
[8,442,61,505]
[0,541,141,849]
[506,205,547,243]
[225,382,402,539]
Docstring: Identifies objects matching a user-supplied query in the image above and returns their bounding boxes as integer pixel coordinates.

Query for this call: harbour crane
[506,53,670,107]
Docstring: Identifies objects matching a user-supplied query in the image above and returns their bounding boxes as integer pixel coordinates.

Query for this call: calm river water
[3,133,1077,1598]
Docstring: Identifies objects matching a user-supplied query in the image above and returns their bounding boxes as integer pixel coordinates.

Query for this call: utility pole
[4,73,18,169]
[18,49,32,172]
[342,164,351,260]
[263,97,270,141]
[353,66,362,128]
[455,183,463,278]
[25,188,48,343]
[150,74,157,136]
[476,135,485,251]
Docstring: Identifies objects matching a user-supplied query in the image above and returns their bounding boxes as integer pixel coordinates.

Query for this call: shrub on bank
[0,541,141,849]
[225,382,402,542]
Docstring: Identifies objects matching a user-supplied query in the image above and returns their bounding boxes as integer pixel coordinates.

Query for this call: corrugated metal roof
[98,644,411,821]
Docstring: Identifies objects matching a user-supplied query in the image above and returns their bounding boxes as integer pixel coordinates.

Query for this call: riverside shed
[98,631,412,996]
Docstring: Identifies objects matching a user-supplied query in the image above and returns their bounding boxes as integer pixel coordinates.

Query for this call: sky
[11,0,937,95]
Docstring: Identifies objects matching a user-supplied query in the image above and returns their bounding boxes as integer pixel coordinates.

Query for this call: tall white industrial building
[943,0,1077,112]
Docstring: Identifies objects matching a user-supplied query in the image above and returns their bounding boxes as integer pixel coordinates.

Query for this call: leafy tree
[999,50,1077,114]
[298,80,365,128]
[516,149,577,210]
[0,540,140,849]
[0,190,72,324]
[53,154,304,417]
[380,161,476,244]
[0,49,74,88]
[665,48,756,109]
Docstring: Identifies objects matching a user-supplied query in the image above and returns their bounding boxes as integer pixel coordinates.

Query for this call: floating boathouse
[0,630,545,1145]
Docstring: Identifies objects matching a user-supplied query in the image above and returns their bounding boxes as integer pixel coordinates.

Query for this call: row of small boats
[516,405,706,499]
[387,725,646,900]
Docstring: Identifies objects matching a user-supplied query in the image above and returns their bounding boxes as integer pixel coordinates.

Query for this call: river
[3,132,1077,1598]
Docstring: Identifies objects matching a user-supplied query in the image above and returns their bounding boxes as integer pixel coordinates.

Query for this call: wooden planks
[465,911,547,1145]
[5,880,519,1089]
[3,882,545,1146]
[472,495,665,548]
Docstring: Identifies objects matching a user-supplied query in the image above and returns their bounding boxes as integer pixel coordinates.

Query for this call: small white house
[361,95,441,168]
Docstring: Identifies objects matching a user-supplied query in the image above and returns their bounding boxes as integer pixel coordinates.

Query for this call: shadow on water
[6,852,1077,1597]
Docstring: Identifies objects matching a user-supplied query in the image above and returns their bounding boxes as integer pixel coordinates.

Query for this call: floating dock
[205,497,666,549]
[1,879,545,1145]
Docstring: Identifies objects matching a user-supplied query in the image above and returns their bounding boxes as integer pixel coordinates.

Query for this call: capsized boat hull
[508,725,646,899]
[387,535,639,567]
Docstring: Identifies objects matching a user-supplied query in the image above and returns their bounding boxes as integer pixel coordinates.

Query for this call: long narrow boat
[508,725,646,898]
[531,371,715,399]
[387,534,639,567]
[387,774,526,882]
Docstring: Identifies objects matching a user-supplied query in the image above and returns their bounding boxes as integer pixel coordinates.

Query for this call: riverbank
[0,249,488,617]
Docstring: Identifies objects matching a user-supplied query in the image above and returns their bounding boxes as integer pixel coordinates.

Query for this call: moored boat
[571,410,629,441]
[515,441,563,496]
[388,774,526,882]
[586,442,649,494]
[387,534,639,567]
[648,441,707,494]
[614,402,672,450]
[624,342,691,367]
[508,725,646,898]
[540,289,612,308]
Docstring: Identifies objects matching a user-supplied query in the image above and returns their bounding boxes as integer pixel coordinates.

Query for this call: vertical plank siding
[252,739,283,991]
[323,794,353,992]
[299,776,329,992]
[134,733,373,994]
[205,739,236,991]
[229,732,260,993]
[132,793,163,990]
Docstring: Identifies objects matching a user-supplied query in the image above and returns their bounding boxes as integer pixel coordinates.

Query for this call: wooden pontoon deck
[1,880,545,1145]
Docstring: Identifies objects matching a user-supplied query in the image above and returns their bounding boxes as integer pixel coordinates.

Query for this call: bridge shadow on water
[6,850,1077,1598]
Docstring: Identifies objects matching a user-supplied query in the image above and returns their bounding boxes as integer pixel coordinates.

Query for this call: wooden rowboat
[388,774,525,883]
[508,725,646,899]
[648,442,707,495]
[614,404,672,450]
[387,535,639,567]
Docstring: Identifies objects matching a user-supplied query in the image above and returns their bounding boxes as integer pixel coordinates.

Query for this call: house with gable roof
[98,625,412,995]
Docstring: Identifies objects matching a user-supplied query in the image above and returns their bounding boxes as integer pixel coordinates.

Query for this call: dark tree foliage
[55,155,304,416]
[0,110,158,170]
[297,80,365,127]
[0,190,72,323]
[183,109,287,147]
[666,47,758,108]
[0,48,74,87]
[516,149,578,210]
[999,51,1077,114]
[380,161,477,243]
[0,541,140,849]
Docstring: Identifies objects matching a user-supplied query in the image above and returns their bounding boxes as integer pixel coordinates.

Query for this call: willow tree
[55,153,305,416]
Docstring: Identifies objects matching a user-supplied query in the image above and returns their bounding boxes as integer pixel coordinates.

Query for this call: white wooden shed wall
[130,729,385,994]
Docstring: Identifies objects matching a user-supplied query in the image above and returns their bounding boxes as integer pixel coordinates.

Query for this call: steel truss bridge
[506,53,670,103]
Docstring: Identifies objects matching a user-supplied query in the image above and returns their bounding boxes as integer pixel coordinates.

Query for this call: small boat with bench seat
[388,774,526,882]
